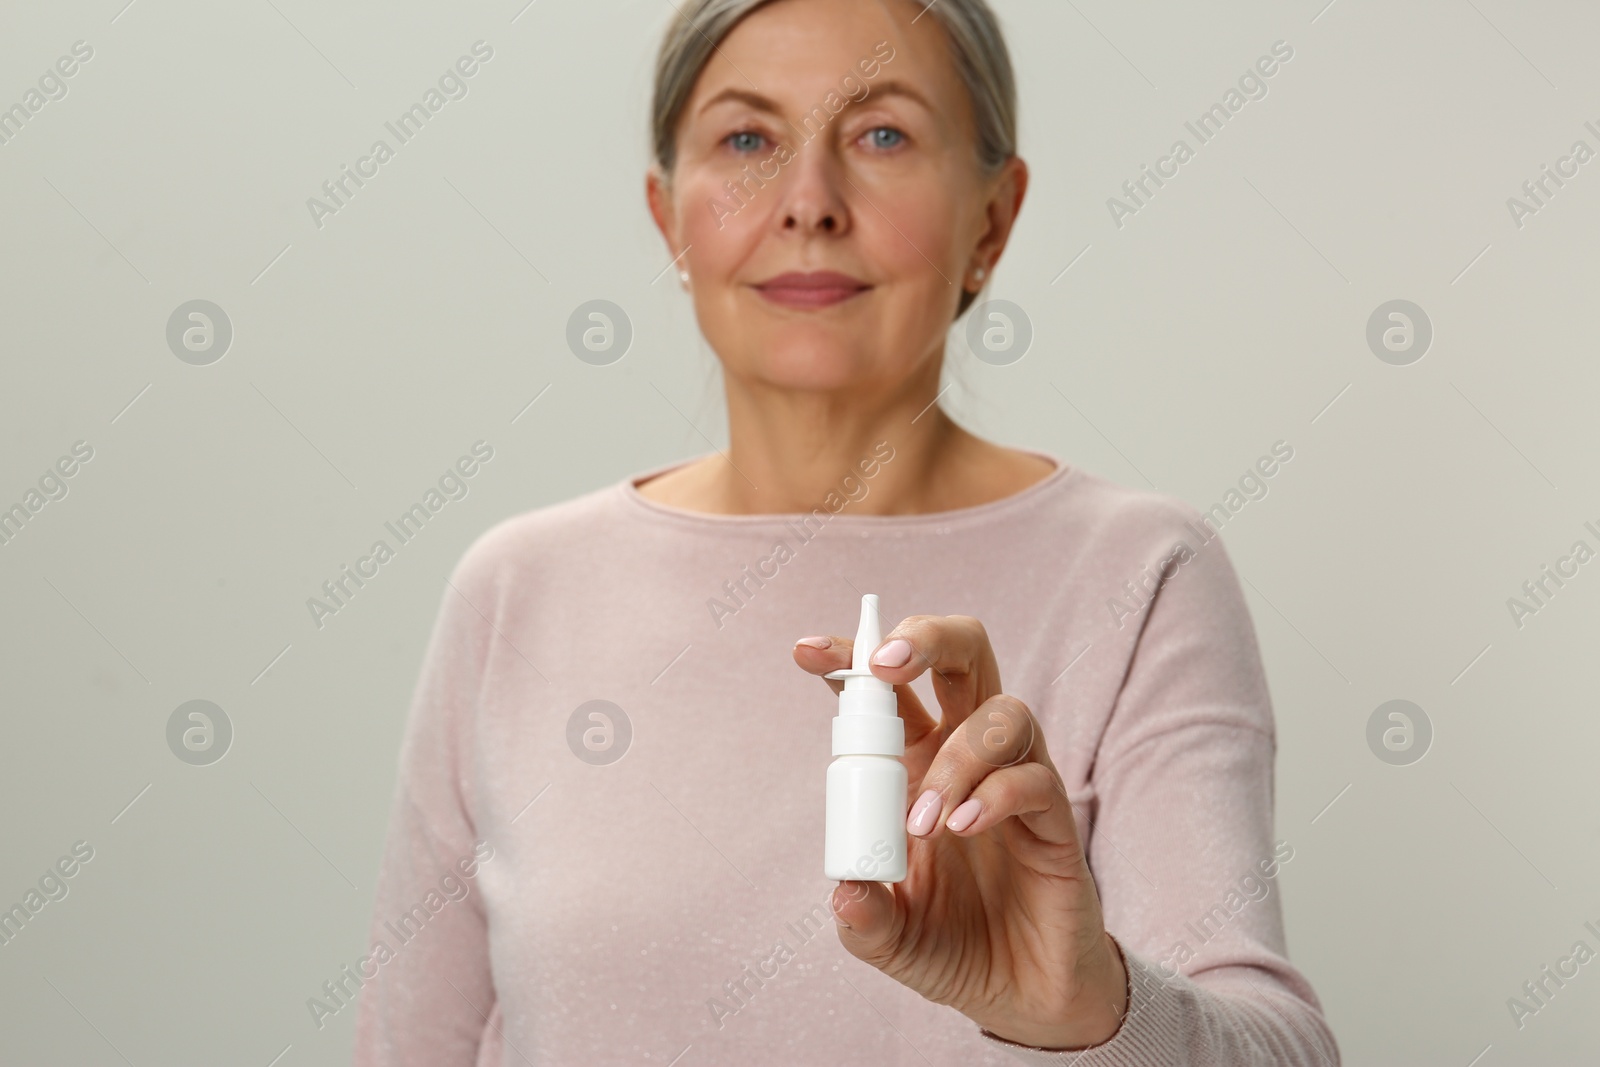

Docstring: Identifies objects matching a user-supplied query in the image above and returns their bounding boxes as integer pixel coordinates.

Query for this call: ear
[970,156,1029,274]
[646,164,677,250]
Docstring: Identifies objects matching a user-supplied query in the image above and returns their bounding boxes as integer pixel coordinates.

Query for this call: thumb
[830,879,901,957]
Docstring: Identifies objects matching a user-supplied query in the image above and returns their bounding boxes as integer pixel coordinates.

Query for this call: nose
[776,140,851,236]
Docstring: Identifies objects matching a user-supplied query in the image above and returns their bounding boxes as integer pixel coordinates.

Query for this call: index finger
[864,613,1002,732]
[792,634,940,746]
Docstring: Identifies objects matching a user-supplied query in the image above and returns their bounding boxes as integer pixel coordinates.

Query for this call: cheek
[860,188,965,334]
[858,173,964,281]
[676,173,768,271]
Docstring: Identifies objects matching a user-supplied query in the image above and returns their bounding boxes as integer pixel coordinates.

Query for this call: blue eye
[865,126,904,149]
[726,130,766,153]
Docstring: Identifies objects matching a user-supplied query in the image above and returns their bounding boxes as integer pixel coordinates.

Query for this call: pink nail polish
[795,635,832,649]
[830,887,853,928]
[871,638,912,668]
[907,789,942,836]
[946,798,982,833]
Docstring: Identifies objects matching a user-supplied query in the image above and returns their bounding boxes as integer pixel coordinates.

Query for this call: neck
[704,355,971,517]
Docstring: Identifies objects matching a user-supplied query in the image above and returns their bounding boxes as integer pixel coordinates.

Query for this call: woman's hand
[793,614,1128,1050]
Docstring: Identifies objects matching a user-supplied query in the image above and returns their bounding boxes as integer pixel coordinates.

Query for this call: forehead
[687,0,965,112]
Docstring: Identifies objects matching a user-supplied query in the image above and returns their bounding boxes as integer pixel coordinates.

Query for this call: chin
[746,335,872,390]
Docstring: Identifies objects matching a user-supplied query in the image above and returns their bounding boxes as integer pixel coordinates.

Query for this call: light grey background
[2,1,1597,1064]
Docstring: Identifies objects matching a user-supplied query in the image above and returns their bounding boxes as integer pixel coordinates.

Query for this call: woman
[353,0,1340,1062]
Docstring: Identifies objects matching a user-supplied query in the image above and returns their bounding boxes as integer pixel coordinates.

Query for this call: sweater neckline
[616,447,1080,532]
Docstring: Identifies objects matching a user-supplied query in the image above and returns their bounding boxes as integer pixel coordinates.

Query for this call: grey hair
[649,0,1018,317]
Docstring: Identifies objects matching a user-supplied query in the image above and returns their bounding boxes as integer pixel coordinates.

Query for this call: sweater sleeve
[979,502,1341,1064]
[351,552,500,1066]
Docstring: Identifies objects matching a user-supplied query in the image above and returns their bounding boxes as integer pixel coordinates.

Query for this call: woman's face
[648,0,1025,396]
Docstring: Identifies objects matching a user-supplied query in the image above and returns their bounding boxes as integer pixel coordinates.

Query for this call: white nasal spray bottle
[824,593,908,883]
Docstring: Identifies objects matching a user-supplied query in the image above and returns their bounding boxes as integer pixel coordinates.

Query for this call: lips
[752,271,871,309]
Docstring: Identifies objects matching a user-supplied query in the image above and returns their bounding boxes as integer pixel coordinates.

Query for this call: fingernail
[794,635,832,649]
[946,797,982,833]
[871,638,912,668]
[907,788,942,836]
[830,886,852,928]
[836,879,870,904]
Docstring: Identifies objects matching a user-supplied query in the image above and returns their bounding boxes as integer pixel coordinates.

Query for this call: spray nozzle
[824,593,902,751]
[824,594,897,702]
[850,593,881,672]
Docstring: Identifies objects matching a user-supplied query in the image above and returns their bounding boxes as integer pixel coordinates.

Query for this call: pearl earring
[679,269,690,283]
[974,266,986,281]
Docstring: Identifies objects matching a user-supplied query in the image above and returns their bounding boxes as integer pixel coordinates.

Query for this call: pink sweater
[350,448,1340,1065]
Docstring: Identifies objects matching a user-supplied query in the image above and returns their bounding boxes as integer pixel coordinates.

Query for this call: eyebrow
[696,79,933,118]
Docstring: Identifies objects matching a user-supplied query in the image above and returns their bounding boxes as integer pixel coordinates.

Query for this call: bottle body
[824,754,908,882]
